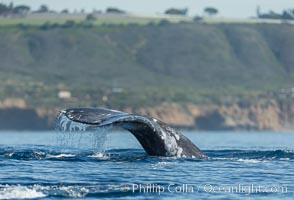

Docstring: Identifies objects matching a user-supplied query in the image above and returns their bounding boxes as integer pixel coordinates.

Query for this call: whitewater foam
[0,185,46,199]
[237,158,263,163]
[47,153,76,158]
[88,152,109,159]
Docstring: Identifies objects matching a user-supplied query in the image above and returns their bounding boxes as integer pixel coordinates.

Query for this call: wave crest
[0,147,293,162]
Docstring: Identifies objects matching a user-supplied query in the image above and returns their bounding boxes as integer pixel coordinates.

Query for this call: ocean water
[0,130,293,199]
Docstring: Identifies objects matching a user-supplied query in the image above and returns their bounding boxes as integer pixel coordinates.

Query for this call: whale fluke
[60,107,206,158]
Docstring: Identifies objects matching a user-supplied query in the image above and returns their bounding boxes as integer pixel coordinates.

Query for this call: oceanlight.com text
[128,183,288,195]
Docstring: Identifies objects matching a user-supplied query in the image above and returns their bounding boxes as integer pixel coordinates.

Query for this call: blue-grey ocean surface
[0,131,293,199]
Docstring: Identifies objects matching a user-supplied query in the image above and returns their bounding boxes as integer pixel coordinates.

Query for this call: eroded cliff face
[0,98,50,130]
[0,98,292,130]
[124,101,287,131]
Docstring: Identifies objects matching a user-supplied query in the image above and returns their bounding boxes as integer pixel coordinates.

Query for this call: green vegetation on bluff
[0,22,293,108]
[0,14,191,27]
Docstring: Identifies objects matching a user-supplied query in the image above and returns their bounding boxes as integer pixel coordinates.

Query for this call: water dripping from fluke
[55,112,112,154]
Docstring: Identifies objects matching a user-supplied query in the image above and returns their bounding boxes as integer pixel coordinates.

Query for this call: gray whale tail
[59,107,206,158]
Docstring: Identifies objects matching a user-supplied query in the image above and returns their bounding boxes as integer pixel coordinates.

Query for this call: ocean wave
[0,147,293,162]
[206,149,294,161]
[0,185,46,199]
[0,184,133,199]
[47,153,76,158]
[87,152,109,159]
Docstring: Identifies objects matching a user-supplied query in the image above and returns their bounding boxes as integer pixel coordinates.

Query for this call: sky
[1,0,293,18]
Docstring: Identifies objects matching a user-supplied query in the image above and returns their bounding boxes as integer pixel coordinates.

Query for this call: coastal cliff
[0,22,293,131]
[124,101,284,131]
[0,98,292,131]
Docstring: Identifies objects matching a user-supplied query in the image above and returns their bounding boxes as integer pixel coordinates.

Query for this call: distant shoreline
[0,101,293,131]
[1,13,293,27]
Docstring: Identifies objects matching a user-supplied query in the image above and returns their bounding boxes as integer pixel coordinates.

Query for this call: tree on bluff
[0,3,10,15]
[0,3,31,15]
[282,9,294,20]
[13,5,30,15]
[204,7,218,17]
[165,8,188,16]
[37,4,49,13]
[257,6,294,20]
[106,7,126,14]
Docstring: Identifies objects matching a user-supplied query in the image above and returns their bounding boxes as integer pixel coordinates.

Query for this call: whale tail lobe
[59,107,206,158]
